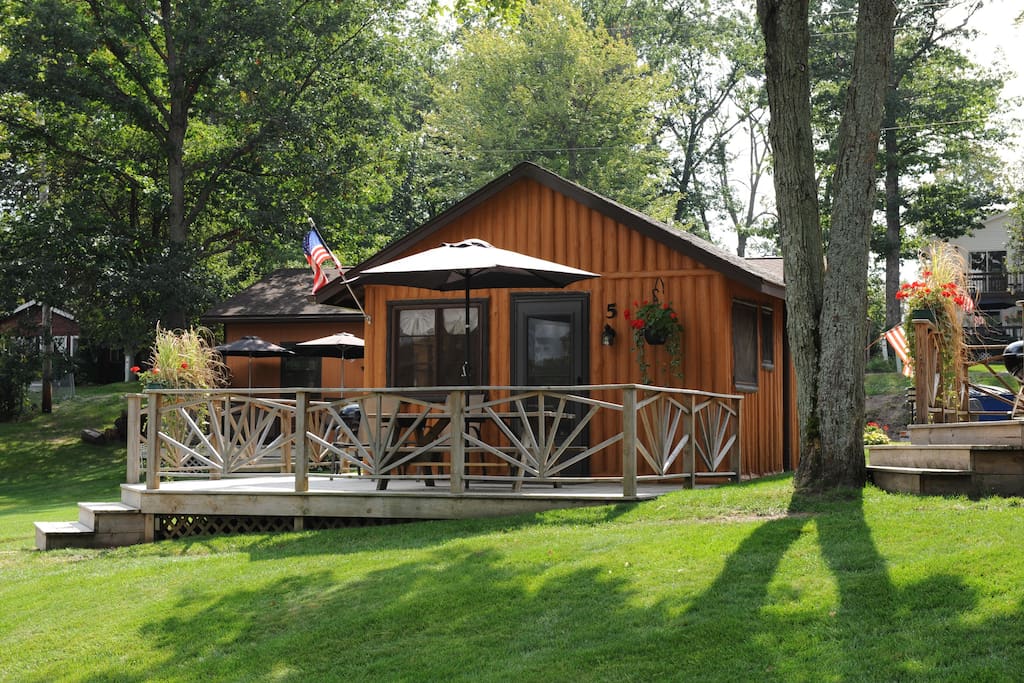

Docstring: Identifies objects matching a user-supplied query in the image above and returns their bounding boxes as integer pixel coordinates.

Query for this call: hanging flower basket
[624,283,684,383]
[643,328,668,345]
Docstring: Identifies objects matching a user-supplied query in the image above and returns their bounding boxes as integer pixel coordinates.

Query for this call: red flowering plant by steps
[623,297,684,384]
[863,421,891,445]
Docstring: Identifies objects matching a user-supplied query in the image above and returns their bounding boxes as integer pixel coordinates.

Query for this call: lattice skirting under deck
[154,514,412,540]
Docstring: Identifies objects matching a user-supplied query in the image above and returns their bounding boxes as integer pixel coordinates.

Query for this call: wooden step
[909,420,1024,447]
[867,465,973,496]
[79,502,148,546]
[35,502,148,551]
[34,521,94,551]
[868,445,974,470]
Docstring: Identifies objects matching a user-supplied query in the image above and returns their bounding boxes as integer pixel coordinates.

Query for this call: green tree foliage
[810,0,1008,328]
[424,0,672,217]
[0,0,412,338]
[583,0,772,248]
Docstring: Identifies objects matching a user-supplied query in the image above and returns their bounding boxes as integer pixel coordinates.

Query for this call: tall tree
[0,0,410,330]
[424,0,672,216]
[583,0,775,250]
[758,0,897,491]
[810,0,1007,329]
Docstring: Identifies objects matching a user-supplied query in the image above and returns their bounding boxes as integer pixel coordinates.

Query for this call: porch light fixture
[601,324,616,346]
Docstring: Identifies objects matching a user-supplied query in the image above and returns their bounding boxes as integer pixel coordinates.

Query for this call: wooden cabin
[200,269,365,389]
[316,163,796,477]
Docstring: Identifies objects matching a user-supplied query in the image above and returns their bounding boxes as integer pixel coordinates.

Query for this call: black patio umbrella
[296,332,365,387]
[354,238,599,382]
[215,335,294,387]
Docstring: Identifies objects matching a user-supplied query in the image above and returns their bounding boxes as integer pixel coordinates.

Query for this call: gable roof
[316,162,785,304]
[201,269,363,324]
[1,301,77,323]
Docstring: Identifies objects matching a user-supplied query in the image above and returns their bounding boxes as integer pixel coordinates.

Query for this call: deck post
[686,394,696,488]
[146,391,161,490]
[448,390,465,494]
[622,386,637,497]
[126,394,142,484]
[913,318,937,424]
[732,397,742,483]
[295,391,309,493]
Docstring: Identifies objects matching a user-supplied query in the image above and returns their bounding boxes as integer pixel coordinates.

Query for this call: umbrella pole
[463,282,471,383]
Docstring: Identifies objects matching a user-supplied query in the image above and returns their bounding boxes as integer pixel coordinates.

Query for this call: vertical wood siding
[361,177,790,476]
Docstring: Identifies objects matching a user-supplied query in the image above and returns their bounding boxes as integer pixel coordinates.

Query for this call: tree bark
[41,303,53,414]
[758,0,825,485]
[759,0,896,491]
[162,0,189,329]
[883,50,902,331]
[819,0,896,488]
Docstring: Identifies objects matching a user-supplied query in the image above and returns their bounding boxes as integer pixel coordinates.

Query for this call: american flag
[303,230,342,294]
[884,323,913,378]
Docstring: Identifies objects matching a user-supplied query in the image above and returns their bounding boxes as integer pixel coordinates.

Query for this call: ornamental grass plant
[134,326,227,389]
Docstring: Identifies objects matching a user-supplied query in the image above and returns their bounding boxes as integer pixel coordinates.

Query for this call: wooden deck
[36,384,742,549]
[34,477,683,550]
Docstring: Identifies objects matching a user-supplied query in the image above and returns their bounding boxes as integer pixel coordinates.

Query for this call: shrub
[0,332,40,420]
[863,421,891,445]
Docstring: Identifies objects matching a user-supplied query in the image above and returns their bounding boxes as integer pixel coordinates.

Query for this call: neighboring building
[316,162,796,477]
[200,269,365,389]
[0,301,80,355]
[949,209,1024,338]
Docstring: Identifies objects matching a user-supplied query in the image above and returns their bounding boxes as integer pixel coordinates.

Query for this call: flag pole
[307,217,369,323]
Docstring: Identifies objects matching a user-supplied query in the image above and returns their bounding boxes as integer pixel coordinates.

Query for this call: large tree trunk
[759,0,896,491]
[819,0,896,488]
[163,0,188,329]
[758,0,825,485]
[883,72,902,331]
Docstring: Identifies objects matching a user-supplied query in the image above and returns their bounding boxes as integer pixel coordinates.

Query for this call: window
[969,251,1008,292]
[390,301,486,387]
[280,345,321,390]
[760,307,775,370]
[732,301,759,392]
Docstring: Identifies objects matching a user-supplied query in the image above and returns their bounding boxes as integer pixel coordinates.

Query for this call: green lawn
[3,384,1024,681]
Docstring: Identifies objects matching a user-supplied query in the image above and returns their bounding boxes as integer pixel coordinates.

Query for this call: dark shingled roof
[201,269,363,324]
[746,257,784,283]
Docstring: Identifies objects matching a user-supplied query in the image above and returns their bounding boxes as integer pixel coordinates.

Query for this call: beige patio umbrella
[353,238,599,382]
[296,332,365,387]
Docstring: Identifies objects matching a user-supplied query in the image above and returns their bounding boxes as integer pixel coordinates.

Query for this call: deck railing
[126,385,742,496]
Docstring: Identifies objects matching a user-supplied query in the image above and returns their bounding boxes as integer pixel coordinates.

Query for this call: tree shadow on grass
[36,488,1024,682]
[677,487,1024,680]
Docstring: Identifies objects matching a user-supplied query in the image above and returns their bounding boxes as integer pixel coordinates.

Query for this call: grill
[1003,340,1024,380]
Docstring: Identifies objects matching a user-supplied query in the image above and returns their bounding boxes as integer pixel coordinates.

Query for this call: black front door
[511,293,589,475]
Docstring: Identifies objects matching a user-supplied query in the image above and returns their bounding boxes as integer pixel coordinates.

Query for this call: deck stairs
[34,502,148,551]
[868,420,1024,497]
